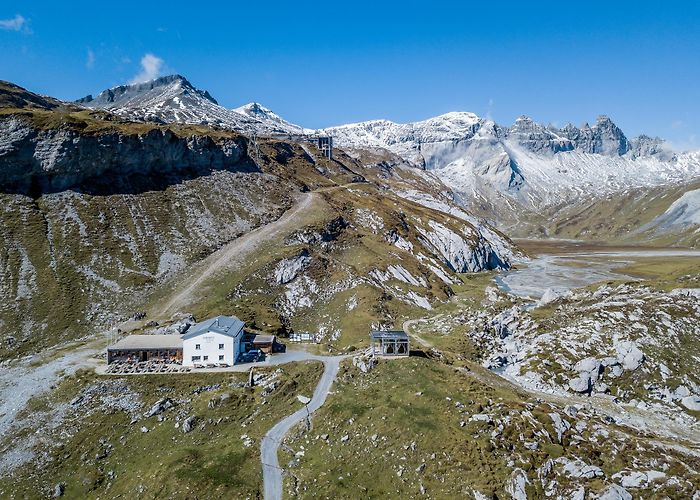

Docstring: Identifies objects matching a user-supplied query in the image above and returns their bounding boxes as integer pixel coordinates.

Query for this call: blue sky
[2,1,699,147]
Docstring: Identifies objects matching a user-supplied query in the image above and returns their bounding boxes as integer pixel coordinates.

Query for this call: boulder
[681,395,700,411]
[352,355,376,374]
[537,288,571,306]
[615,341,645,371]
[574,357,602,384]
[549,413,570,443]
[470,414,492,423]
[574,357,601,375]
[182,416,196,433]
[645,470,666,482]
[598,484,632,500]
[144,398,174,417]
[504,469,528,500]
[594,382,610,394]
[578,465,604,479]
[562,458,603,479]
[601,356,620,368]
[569,373,592,393]
[674,385,691,398]
[52,483,65,498]
[618,471,647,488]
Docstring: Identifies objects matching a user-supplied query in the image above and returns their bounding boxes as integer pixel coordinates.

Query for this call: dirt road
[160,191,317,317]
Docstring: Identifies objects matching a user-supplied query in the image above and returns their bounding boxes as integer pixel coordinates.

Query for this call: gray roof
[108,334,183,351]
[370,330,409,340]
[253,334,276,344]
[182,315,245,340]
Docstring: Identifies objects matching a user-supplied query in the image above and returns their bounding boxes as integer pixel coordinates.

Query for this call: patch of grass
[283,357,528,497]
[0,362,323,499]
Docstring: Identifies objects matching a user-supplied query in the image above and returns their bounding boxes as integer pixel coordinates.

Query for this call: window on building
[203,356,208,361]
[219,343,224,349]
[195,344,201,350]
[218,355,224,361]
[191,356,201,362]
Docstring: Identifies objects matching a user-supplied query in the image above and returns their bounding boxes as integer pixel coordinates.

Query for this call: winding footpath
[261,355,344,500]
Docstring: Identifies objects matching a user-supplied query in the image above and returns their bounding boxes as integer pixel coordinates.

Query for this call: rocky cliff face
[0,115,256,194]
[559,115,630,156]
[508,116,574,154]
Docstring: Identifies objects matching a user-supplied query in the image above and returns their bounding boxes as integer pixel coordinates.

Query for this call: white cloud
[0,14,28,32]
[129,53,164,84]
[671,120,685,130]
[86,48,95,69]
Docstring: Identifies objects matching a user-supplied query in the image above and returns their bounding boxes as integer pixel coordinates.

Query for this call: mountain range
[75,75,700,242]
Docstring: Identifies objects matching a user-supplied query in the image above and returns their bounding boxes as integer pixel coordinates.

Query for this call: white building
[182,315,245,366]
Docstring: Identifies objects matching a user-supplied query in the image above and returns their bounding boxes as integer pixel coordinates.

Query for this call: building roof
[370,330,409,340]
[182,315,245,341]
[108,334,183,351]
[253,334,276,344]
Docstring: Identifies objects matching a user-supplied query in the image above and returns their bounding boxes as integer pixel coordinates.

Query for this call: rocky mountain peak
[556,116,629,156]
[238,102,267,115]
[591,114,630,156]
[628,134,675,160]
[74,75,303,135]
[76,74,218,107]
[508,116,573,154]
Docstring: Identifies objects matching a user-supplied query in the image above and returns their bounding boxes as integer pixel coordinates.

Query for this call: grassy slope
[279,256,700,497]
[513,181,700,247]
[0,171,292,360]
[0,362,323,499]
[283,357,699,498]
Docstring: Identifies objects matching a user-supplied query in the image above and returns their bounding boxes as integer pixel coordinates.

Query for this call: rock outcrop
[0,115,256,194]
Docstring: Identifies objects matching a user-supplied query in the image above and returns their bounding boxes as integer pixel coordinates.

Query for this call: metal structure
[317,136,333,159]
[265,133,334,160]
[369,330,410,357]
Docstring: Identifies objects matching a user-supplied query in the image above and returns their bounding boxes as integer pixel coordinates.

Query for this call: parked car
[240,349,263,363]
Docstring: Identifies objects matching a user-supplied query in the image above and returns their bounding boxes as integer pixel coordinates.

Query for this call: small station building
[369,330,410,357]
[106,315,249,366]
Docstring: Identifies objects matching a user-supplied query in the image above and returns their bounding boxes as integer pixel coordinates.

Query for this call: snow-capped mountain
[321,113,698,209]
[76,75,305,135]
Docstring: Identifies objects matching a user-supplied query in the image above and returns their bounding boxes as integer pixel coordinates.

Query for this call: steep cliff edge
[0,114,259,195]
